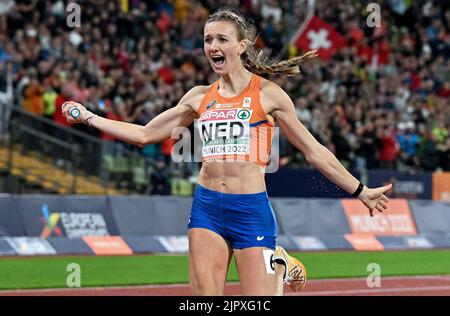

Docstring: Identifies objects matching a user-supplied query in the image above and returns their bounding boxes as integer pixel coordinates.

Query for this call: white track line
[1,276,449,295]
[309,275,450,282]
[286,285,450,296]
[0,284,192,294]
[0,282,242,294]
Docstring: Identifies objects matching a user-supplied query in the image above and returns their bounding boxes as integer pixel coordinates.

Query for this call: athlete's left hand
[358,183,392,217]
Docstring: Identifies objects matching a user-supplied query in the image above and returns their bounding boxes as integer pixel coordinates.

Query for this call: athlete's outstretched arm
[265,83,391,216]
[62,86,205,147]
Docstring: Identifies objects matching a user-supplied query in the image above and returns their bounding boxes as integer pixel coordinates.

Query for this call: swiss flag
[293,15,347,61]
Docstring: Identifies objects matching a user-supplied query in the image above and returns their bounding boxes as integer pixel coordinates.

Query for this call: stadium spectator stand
[0,0,449,195]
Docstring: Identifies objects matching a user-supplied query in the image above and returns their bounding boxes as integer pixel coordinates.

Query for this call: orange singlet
[196,74,274,167]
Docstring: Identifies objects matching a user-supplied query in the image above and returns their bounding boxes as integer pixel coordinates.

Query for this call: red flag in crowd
[293,15,347,61]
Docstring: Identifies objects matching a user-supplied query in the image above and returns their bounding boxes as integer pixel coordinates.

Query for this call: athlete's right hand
[358,183,392,217]
[62,101,94,125]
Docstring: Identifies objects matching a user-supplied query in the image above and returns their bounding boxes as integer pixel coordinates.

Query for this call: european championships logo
[39,204,63,238]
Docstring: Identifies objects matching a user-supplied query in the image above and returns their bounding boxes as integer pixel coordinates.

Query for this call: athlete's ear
[238,39,248,56]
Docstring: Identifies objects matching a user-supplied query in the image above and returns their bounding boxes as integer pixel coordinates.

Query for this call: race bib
[198,108,252,158]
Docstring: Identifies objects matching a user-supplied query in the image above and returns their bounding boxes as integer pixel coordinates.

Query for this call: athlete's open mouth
[211,56,225,66]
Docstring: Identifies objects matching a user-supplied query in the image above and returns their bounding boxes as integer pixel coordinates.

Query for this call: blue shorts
[188,184,277,250]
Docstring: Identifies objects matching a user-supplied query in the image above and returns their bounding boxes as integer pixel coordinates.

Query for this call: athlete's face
[204,21,247,74]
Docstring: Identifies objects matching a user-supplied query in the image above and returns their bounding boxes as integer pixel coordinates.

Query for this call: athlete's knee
[189,265,223,295]
[190,275,224,296]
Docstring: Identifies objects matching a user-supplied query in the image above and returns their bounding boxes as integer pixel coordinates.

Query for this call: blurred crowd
[0,0,449,178]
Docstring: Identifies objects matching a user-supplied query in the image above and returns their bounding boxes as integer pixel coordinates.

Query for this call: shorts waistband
[195,184,268,201]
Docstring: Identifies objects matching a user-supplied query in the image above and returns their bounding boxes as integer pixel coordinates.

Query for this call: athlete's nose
[209,39,219,52]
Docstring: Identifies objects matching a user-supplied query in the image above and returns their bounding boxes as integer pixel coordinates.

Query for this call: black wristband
[351,182,364,197]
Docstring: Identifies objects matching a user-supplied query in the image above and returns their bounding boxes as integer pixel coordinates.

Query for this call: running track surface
[1,275,449,296]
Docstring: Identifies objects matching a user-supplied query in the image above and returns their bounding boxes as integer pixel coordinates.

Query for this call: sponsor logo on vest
[237,109,251,120]
[199,109,238,121]
[216,103,238,109]
[206,100,217,109]
[243,97,252,108]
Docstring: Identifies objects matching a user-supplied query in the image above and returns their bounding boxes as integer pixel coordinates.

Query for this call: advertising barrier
[47,237,94,255]
[423,234,450,248]
[266,168,360,198]
[344,233,384,251]
[122,236,167,253]
[341,199,418,236]
[0,196,25,236]
[403,236,433,249]
[272,198,350,235]
[1,194,450,254]
[432,172,450,201]
[109,196,192,236]
[409,200,450,234]
[156,236,189,253]
[367,170,432,199]
[275,235,298,251]
[82,236,133,255]
[13,195,118,238]
[5,237,56,255]
[291,235,327,251]
[376,236,409,250]
[0,239,16,256]
[319,235,353,250]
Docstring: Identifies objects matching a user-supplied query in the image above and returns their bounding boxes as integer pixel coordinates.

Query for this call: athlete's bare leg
[188,228,233,295]
[274,263,285,295]
[234,247,280,296]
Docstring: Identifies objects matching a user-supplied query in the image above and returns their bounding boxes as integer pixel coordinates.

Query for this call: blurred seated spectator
[150,156,171,195]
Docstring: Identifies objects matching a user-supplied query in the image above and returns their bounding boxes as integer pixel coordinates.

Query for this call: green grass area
[1,250,450,290]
